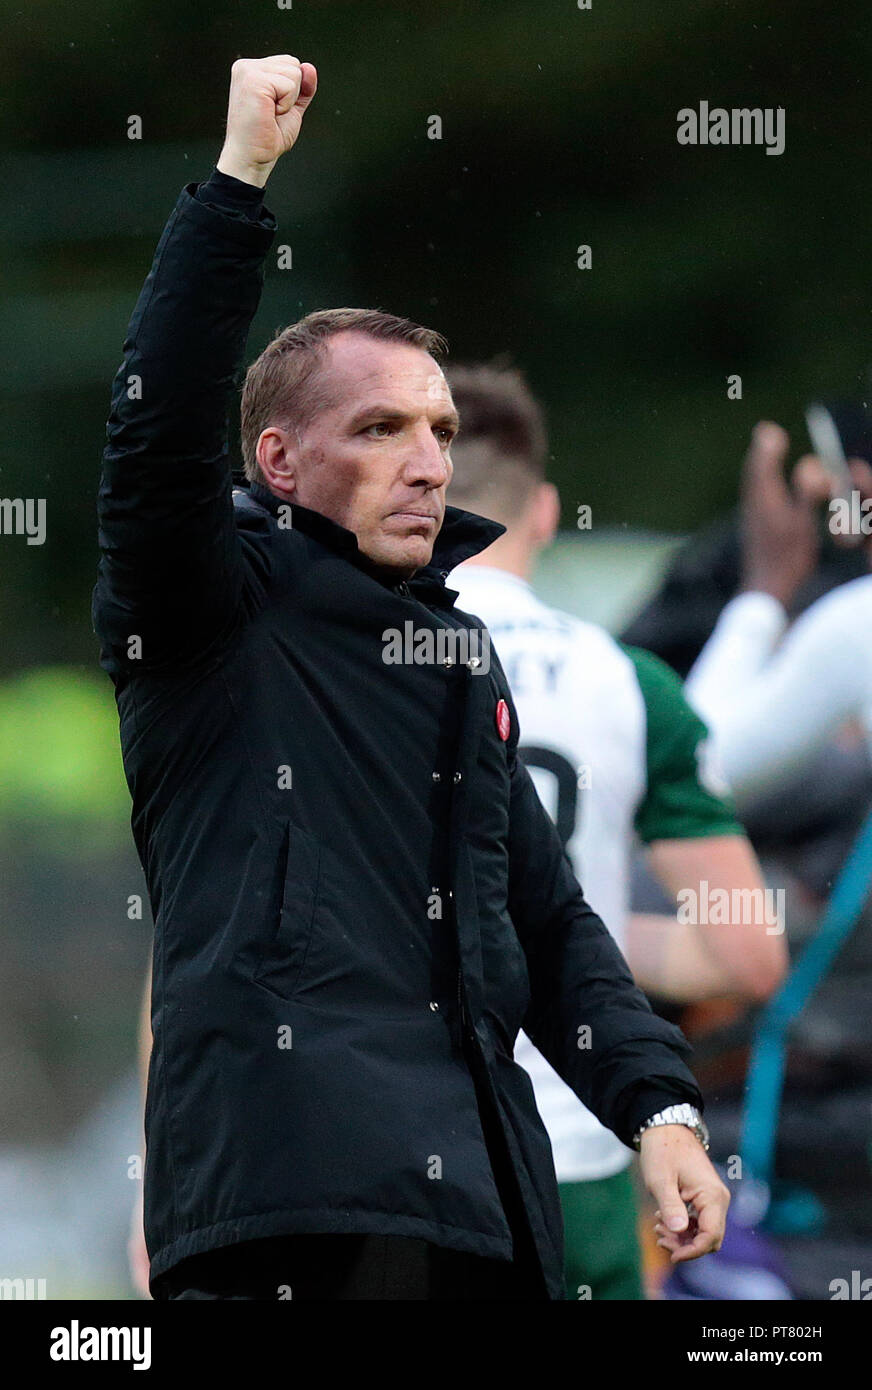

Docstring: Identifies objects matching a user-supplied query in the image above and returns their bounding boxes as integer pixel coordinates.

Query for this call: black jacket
[93,171,703,1299]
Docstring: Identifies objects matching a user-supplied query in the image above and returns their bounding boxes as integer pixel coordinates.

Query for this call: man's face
[271,332,459,578]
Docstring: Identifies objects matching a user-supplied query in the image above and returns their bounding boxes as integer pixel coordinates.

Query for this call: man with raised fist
[95,56,726,1301]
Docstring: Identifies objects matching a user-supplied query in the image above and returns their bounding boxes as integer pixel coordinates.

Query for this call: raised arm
[93,57,316,672]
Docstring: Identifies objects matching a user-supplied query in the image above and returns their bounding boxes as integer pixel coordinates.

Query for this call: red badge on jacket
[495,698,511,741]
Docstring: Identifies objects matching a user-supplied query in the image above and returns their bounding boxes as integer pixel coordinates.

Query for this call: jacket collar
[241,479,505,593]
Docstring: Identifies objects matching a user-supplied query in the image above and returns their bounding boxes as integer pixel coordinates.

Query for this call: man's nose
[405,427,450,487]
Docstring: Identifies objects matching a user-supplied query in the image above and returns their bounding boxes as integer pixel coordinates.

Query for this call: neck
[460,531,533,581]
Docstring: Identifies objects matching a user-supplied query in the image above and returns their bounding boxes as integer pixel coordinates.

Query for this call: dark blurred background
[1,0,870,1296]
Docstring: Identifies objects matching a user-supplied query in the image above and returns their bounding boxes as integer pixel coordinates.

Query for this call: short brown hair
[240,308,447,483]
[445,362,548,521]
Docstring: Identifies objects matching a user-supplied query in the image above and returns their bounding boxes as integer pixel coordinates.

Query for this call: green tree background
[2,0,870,675]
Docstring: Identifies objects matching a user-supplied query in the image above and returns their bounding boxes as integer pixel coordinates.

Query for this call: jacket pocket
[251,822,322,1000]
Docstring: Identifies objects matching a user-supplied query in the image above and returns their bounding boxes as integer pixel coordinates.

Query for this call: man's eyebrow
[347,404,410,428]
[347,403,460,430]
[437,408,461,431]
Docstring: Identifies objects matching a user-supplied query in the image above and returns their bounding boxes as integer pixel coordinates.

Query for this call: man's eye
[366,422,393,438]
[435,428,455,446]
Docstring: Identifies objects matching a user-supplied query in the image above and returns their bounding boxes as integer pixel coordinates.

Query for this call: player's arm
[93,58,316,668]
[624,644,788,1002]
[629,836,787,1002]
[627,911,741,1003]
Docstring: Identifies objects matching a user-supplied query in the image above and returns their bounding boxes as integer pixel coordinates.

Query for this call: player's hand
[638,1125,730,1262]
[217,55,318,188]
[740,421,832,607]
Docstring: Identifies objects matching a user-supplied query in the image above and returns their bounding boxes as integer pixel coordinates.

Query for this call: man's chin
[362,535,435,580]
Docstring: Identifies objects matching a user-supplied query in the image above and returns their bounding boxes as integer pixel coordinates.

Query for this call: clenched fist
[217,55,318,189]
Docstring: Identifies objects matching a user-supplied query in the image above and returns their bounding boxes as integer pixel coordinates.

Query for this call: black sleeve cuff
[616,1084,705,1148]
[196,167,267,222]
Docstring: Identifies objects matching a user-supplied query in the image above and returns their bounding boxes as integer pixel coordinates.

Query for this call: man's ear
[531,482,560,548]
[256,426,298,498]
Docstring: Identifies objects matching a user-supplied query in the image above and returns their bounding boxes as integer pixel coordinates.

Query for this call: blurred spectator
[623,410,872,899]
[621,400,872,679]
[685,423,872,806]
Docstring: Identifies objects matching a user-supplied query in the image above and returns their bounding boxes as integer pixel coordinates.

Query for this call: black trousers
[153,1231,544,1301]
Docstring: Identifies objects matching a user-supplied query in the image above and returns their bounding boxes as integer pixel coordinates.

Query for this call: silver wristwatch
[632,1102,710,1152]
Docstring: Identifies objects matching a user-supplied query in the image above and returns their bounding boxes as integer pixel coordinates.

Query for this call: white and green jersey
[449,565,740,1182]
